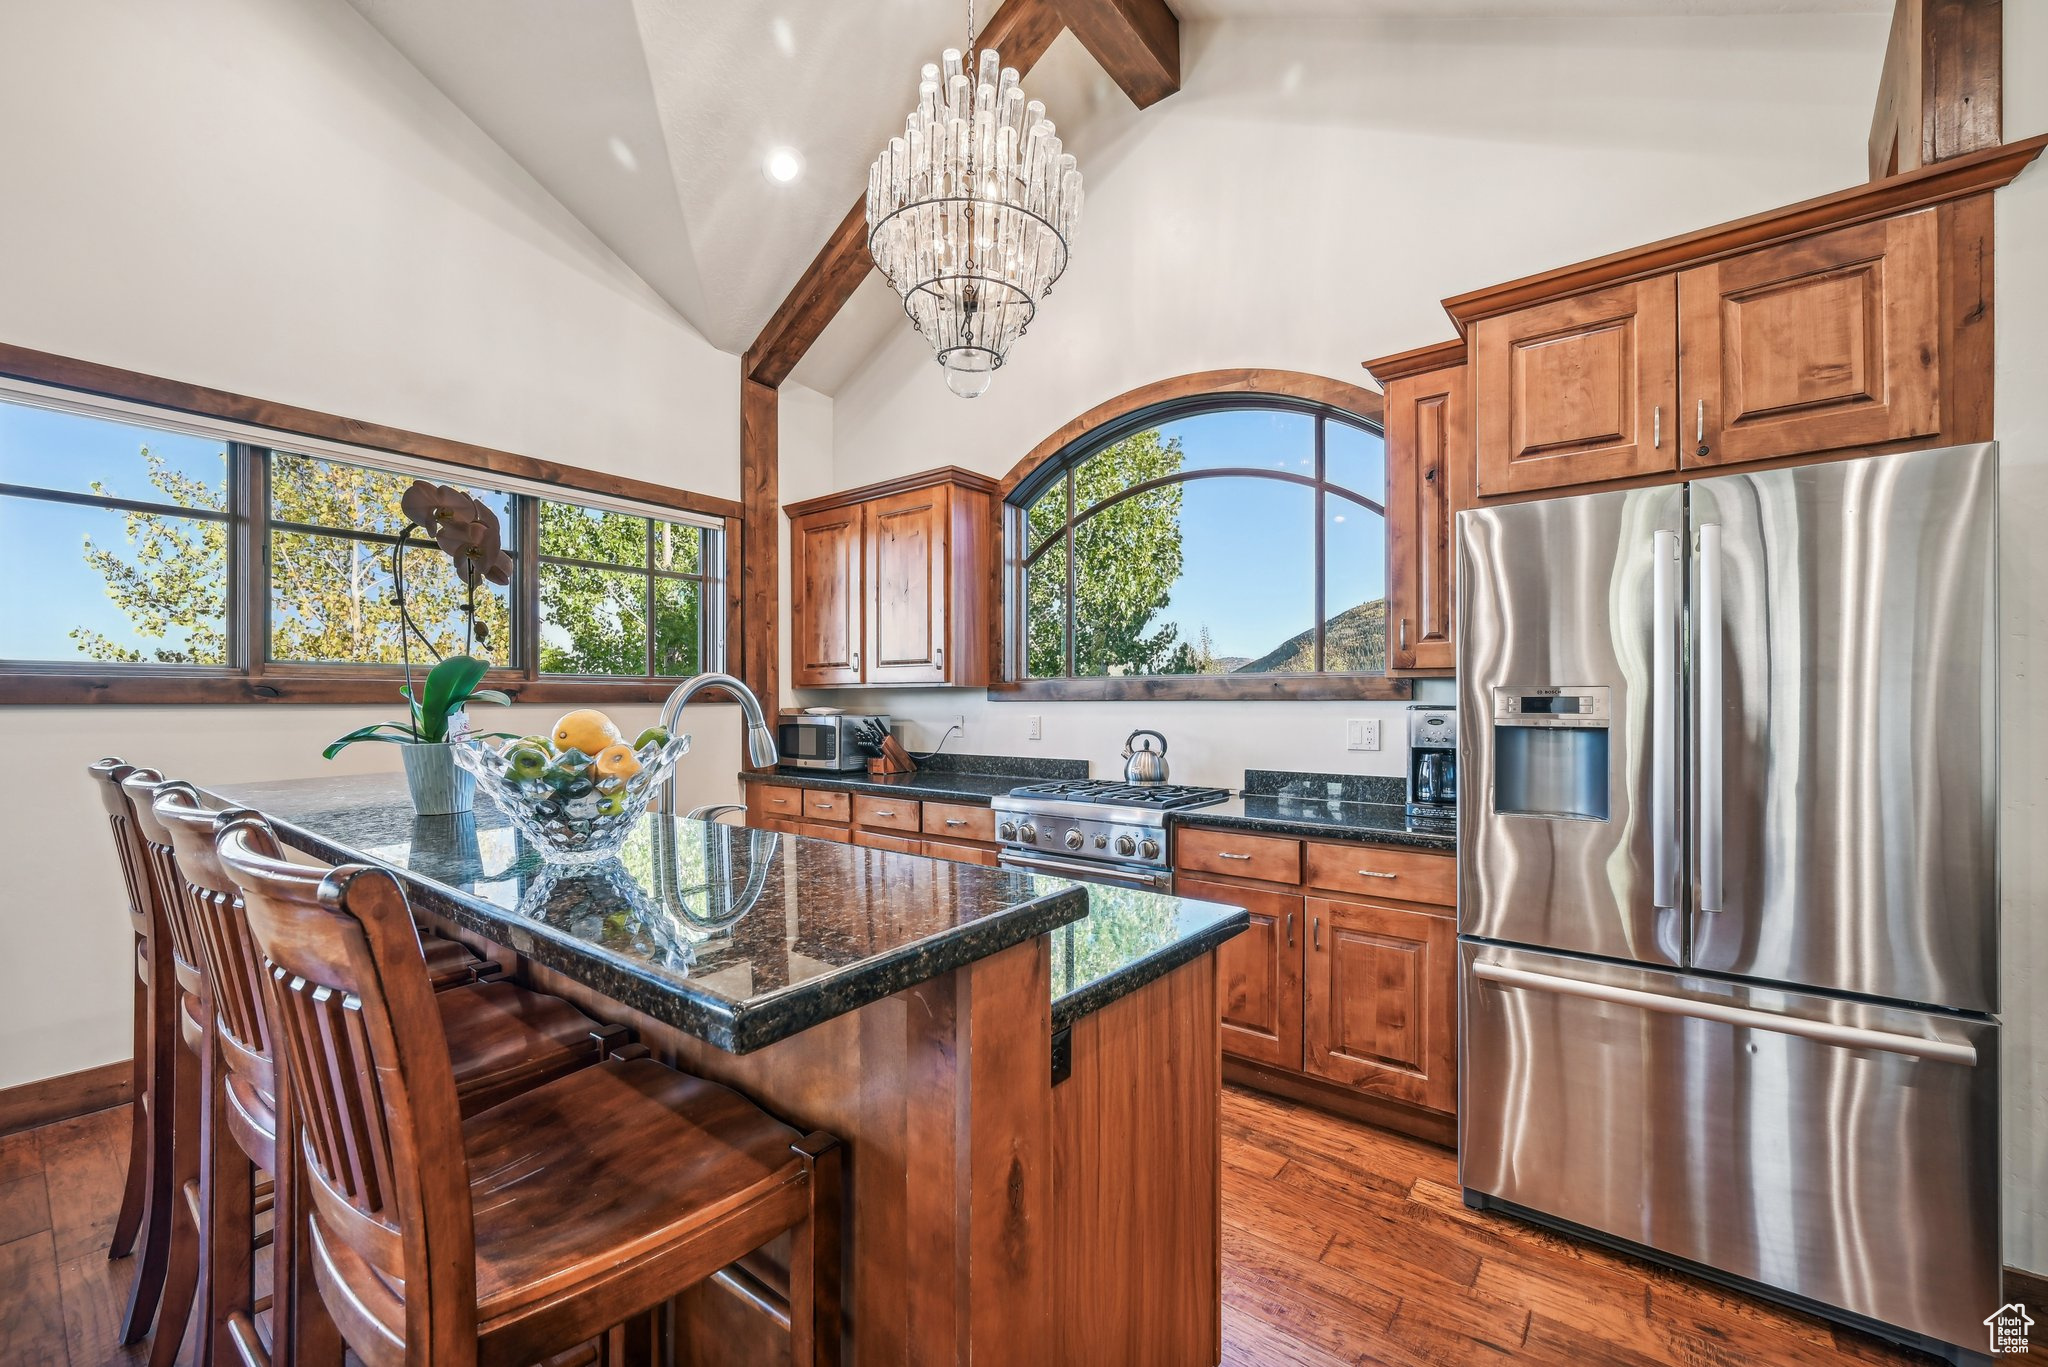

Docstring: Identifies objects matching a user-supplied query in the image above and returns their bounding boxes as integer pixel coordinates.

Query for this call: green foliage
[323,654,510,757]
[537,503,701,677]
[1025,428,1186,678]
[71,450,228,664]
[1238,597,1387,674]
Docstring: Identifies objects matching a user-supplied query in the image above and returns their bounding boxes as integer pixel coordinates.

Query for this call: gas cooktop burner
[1005,780,1230,811]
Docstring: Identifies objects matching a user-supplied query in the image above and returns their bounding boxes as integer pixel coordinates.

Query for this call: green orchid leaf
[322,723,419,760]
[418,655,489,743]
[467,689,514,707]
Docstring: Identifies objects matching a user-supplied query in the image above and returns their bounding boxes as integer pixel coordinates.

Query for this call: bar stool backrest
[87,758,161,945]
[215,810,479,1367]
[123,773,207,1009]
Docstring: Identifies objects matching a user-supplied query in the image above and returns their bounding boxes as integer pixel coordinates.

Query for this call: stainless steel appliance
[1457,443,1999,1361]
[1121,729,1171,783]
[991,780,1227,890]
[773,713,889,771]
[1404,703,1456,832]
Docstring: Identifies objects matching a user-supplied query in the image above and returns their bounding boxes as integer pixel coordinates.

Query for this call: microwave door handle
[1651,530,1681,912]
[1697,524,1723,915]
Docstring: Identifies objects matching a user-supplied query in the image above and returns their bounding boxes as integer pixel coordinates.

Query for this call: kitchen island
[209,774,1245,1367]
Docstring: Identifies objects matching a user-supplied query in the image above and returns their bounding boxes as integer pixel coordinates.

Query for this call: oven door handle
[998,852,1172,891]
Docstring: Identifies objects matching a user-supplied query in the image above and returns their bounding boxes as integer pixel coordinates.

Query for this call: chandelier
[865,2,1083,399]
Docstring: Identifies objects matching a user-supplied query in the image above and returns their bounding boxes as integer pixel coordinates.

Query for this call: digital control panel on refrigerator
[1492,686,1610,821]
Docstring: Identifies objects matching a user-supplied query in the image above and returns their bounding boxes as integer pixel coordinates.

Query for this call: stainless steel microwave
[775,714,889,770]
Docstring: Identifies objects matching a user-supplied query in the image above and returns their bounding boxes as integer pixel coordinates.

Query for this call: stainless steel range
[991,780,1228,890]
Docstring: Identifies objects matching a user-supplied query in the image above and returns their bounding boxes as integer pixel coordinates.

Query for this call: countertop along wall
[796,12,1888,788]
[0,0,744,1088]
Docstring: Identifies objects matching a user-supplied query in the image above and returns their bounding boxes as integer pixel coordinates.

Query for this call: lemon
[595,742,643,782]
[551,709,621,756]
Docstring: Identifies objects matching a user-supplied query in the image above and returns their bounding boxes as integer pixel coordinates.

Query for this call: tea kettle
[1121,729,1170,784]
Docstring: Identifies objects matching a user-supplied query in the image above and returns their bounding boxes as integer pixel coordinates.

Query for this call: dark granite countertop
[740,767,1026,804]
[1041,880,1246,1032]
[208,774,1091,1054]
[1175,796,1456,852]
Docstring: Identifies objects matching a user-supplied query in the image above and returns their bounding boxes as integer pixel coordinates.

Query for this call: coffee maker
[1405,703,1457,832]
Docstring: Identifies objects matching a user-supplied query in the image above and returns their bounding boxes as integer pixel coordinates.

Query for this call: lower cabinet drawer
[922,838,999,866]
[799,790,852,823]
[797,821,853,843]
[854,795,922,832]
[1304,842,1455,907]
[921,803,996,843]
[752,785,805,822]
[853,829,922,854]
[1175,826,1302,884]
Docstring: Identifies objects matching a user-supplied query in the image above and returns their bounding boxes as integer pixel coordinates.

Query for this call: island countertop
[208,774,1243,1053]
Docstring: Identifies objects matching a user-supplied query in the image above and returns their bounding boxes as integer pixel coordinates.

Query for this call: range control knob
[1064,829,1085,851]
[998,820,1018,841]
[1115,834,1138,857]
[1018,823,1037,844]
[1094,834,1108,849]
[1139,837,1161,860]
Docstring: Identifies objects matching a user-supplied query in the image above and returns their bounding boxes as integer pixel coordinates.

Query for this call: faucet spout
[657,672,779,812]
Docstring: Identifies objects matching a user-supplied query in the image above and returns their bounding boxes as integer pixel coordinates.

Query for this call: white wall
[1998,3,2048,1278]
[0,0,743,1089]
[808,12,1889,787]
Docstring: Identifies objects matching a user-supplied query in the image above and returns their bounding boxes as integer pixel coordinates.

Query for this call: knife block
[867,736,917,776]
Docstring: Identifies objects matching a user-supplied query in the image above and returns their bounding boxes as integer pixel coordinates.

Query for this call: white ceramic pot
[400,742,475,816]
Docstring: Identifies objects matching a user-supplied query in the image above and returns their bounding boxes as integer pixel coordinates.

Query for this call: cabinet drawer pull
[873,809,896,817]
[771,796,794,806]
[812,799,836,809]
[944,818,968,828]
[1355,869,1398,879]
[1313,915,1321,950]
[1217,851,1252,861]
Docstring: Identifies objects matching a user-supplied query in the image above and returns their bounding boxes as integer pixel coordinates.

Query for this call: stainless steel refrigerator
[1456,443,1999,1360]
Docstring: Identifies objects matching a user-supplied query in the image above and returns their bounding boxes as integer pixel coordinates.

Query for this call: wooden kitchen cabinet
[1302,896,1457,1114]
[1177,875,1303,1071]
[1368,341,1473,673]
[784,468,996,689]
[1472,276,1679,497]
[1678,210,1942,469]
[788,506,864,687]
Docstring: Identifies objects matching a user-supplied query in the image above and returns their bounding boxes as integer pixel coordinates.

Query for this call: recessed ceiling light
[764,147,803,184]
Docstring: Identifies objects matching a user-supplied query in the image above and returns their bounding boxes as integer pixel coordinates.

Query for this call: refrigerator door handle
[1698,524,1724,914]
[1469,961,1979,1066]
[1651,530,1681,911]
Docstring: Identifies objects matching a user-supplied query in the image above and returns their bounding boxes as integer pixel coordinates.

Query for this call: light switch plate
[1347,718,1381,752]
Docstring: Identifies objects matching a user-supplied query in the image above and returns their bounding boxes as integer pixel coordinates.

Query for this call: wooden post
[1870,0,2003,180]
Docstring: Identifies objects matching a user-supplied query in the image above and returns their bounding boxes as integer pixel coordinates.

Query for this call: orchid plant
[324,480,520,757]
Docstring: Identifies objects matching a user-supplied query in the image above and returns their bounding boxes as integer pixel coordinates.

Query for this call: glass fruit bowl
[454,732,690,865]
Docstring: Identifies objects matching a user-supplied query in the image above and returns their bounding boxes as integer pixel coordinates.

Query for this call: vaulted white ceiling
[346,0,1890,385]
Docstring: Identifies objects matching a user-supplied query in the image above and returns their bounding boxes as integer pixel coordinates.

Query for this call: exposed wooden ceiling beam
[1047,0,1180,109]
[742,0,1066,389]
[1869,0,2002,180]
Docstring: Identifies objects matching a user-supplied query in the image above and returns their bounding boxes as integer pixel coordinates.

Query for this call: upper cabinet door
[1385,362,1469,672]
[864,486,951,685]
[789,508,864,687]
[1678,211,1941,470]
[1473,277,1680,496]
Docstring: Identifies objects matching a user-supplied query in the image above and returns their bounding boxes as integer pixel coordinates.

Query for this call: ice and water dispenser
[1491,686,1611,821]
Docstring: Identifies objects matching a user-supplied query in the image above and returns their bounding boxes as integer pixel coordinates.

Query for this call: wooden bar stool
[215,809,844,1367]
[86,758,180,1348]
[130,780,627,1367]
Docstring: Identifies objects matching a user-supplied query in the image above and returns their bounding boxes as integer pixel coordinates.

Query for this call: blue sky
[1140,408,1386,660]
[0,401,228,662]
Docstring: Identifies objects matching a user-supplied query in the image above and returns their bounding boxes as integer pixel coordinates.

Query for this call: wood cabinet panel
[921,802,997,844]
[1473,277,1679,496]
[1679,210,1942,469]
[1303,843,1455,909]
[864,487,950,684]
[789,509,864,686]
[1302,897,1457,1113]
[1176,876,1303,1071]
[853,795,923,833]
[796,821,853,843]
[1384,362,1471,672]
[1174,828,1301,885]
[751,785,805,824]
[853,829,923,854]
[922,838,1001,867]
[798,790,851,824]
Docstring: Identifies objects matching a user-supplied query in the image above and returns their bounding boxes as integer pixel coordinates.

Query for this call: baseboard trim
[0,1060,132,1137]
[2008,1265,2048,1312]
[1223,1056,1457,1148]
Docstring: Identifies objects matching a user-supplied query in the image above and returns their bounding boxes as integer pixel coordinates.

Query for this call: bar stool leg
[147,1031,203,1367]
[110,954,151,1258]
[279,1113,344,1367]
[788,1133,843,1367]
[200,1029,251,1367]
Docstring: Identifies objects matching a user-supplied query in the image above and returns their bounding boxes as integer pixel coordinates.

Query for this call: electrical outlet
[1026,714,1042,741]
[1346,718,1381,752]
[948,714,966,745]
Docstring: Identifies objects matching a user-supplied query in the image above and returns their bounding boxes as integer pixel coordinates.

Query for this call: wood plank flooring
[0,1089,2031,1365]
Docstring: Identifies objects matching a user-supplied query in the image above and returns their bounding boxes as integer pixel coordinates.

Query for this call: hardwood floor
[1,1090,2031,1365]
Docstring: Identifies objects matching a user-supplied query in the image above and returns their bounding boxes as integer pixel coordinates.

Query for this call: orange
[551,708,621,756]
[594,742,642,782]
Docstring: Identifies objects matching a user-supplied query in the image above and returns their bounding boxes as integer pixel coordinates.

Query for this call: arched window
[1006,379,1399,699]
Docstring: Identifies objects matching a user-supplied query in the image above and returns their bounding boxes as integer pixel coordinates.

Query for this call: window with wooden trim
[0,385,731,703]
[1014,397,1388,688]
